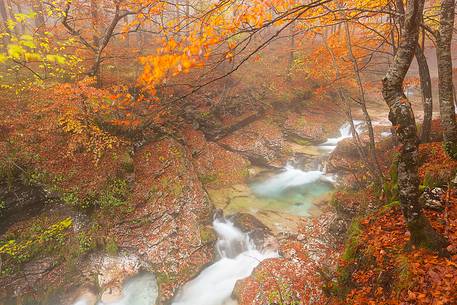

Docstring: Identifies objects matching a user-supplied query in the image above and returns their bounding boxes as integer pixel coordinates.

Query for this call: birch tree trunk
[382,0,448,253]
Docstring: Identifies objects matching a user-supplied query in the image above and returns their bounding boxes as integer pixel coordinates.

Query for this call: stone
[419,187,445,211]
[328,217,348,237]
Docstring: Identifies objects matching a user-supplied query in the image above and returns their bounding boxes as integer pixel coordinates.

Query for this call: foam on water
[97,273,158,305]
[320,120,365,150]
[72,273,158,305]
[172,218,278,305]
[251,165,326,198]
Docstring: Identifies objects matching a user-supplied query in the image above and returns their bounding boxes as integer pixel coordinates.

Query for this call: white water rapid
[319,120,365,151]
[171,218,278,305]
[251,165,329,198]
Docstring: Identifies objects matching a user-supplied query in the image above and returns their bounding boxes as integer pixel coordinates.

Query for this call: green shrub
[99,178,129,210]
[0,217,73,266]
[77,231,96,255]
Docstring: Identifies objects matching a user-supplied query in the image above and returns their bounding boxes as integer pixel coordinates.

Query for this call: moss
[62,191,79,206]
[105,238,119,255]
[394,254,412,295]
[198,173,218,185]
[98,178,129,210]
[329,218,364,299]
[171,182,183,197]
[342,218,362,261]
[0,217,73,272]
[199,226,217,244]
[443,141,457,160]
[380,200,400,214]
[285,133,311,146]
[77,231,96,255]
[156,272,173,285]
[120,152,134,173]
[383,154,399,202]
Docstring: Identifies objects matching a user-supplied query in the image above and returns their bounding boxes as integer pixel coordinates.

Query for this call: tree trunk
[436,0,457,158]
[382,0,448,253]
[344,21,384,185]
[124,16,130,48]
[0,0,9,49]
[32,0,45,30]
[287,22,295,81]
[15,1,26,34]
[415,44,433,142]
[90,0,100,48]
[323,33,372,180]
[5,0,19,36]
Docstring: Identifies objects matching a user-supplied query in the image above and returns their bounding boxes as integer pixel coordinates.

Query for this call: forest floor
[326,130,457,305]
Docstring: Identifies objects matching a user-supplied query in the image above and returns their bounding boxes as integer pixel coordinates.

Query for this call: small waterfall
[172,218,278,305]
[251,165,324,197]
[320,120,365,151]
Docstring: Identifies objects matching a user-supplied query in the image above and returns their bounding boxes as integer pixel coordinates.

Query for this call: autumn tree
[56,0,162,86]
[382,0,447,252]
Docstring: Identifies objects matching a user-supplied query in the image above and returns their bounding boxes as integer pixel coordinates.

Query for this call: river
[72,121,365,305]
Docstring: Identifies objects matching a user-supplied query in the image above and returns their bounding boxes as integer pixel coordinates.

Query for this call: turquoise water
[250,167,334,216]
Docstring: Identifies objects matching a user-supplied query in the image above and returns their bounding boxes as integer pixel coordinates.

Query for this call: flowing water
[71,273,158,305]
[71,121,366,305]
[170,121,367,304]
[249,165,334,216]
[171,218,278,305]
[319,120,365,151]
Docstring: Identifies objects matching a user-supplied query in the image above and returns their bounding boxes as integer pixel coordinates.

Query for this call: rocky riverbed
[0,96,393,305]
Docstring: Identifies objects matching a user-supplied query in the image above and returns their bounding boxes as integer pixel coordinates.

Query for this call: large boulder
[230,213,274,249]
[109,138,216,301]
[218,120,286,168]
[282,113,328,145]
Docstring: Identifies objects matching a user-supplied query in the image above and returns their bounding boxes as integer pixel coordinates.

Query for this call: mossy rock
[199,226,217,244]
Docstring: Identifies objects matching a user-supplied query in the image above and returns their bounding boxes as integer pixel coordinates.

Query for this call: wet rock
[231,213,271,233]
[419,187,445,211]
[218,120,286,168]
[94,254,145,290]
[110,138,215,301]
[288,153,323,171]
[0,179,47,234]
[1,257,58,299]
[23,257,57,279]
[328,217,348,237]
[283,129,326,145]
[230,213,273,248]
[283,115,327,145]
